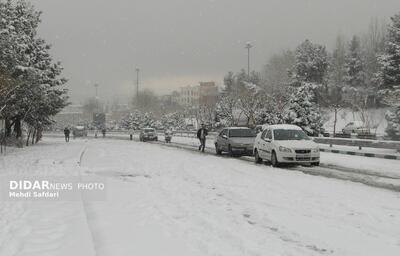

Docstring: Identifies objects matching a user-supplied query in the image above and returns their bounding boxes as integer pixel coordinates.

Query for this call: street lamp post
[245,42,253,77]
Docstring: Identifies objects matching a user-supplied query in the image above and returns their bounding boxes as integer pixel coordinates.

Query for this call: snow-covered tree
[161,112,186,130]
[345,35,366,88]
[255,92,286,125]
[291,39,329,86]
[216,92,240,126]
[120,111,157,130]
[377,12,400,139]
[378,13,400,90]
[383,88,400,139]
[237,81,266,126]
[330,35,347,87]
[217,70,266,127]
[0,0,67,141]
[284,83,323,136]
[343,35,376,124]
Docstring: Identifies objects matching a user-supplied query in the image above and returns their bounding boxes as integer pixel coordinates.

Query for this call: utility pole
[245,42,253,77]
[135,68,140,103]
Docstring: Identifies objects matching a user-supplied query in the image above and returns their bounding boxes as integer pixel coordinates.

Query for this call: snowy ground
[323,108,389,135]
[1,137,400,256]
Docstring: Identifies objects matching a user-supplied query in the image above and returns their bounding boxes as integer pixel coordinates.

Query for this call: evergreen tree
[378,12,400,139]
[331,35,347,87]
[378,12,400,90]
[345,35,366,88]
[291,39,328,86]
[284,83,323,136]
[0,0,67,141]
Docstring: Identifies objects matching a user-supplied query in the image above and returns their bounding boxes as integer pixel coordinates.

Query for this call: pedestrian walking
[63,127,70,142]
[102,127,106,138]
[197,123,208,152]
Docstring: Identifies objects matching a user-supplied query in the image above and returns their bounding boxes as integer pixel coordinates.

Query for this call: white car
[253,124,320,167]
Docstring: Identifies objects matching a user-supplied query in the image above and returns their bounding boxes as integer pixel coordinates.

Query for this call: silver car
[214,127,256,156]
[139,128,158,141]
[72,126,87,138]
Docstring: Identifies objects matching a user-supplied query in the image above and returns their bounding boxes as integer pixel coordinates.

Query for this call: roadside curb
[320,147,400,160]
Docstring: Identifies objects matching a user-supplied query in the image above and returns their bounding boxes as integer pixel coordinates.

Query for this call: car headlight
[312,147,320,153]
[279,146,292,153]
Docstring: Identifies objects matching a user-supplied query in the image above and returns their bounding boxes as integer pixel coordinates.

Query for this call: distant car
[214,127,256,156]
[253,124,320,167]
[342,121,370,135]
[139,128,158,142]
[72,126,87,138]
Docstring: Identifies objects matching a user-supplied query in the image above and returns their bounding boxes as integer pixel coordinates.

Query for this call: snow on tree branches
[284,83,323,136]
[378,12,400,139]
[0,0,68,143]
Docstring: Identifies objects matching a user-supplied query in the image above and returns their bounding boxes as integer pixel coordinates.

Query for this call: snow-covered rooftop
[263,124,302,130]
[226,127,251,130]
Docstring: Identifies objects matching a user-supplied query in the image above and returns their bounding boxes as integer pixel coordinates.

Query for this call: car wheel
[215,143,222,155]
[271,151,280,167]
[228,145,233,157]
[254,149,262,164]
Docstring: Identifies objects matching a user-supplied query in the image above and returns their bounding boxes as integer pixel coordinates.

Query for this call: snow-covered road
[1,137,400,256]
[150,135,400,191]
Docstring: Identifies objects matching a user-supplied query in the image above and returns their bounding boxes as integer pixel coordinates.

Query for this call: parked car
[139,128,158,141]
[214,127,256,156]
[72,126,87,138]
[342,121,370,135]
[253,124,320,167]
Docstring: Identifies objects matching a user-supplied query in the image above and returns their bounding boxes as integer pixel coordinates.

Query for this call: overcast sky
[31,0,400,104]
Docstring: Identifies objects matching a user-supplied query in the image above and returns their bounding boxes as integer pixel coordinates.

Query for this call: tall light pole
[135,68,140,102]
[245,42,253,77]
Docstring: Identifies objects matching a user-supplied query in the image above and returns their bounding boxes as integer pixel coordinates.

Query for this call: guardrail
[313,137,400,152]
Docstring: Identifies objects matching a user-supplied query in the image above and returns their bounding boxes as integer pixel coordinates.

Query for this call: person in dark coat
[63,127,70,142]
[101,127,106,138]
[196,123,208,152]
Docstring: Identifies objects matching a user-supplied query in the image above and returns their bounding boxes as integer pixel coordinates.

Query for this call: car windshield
[144,129,155,133]
[273,129,310,141]
[229,129,256,138]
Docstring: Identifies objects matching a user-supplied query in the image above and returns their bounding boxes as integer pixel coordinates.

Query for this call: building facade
[162,82,219,109]
[199,82,218,107]
[178,85,200,106]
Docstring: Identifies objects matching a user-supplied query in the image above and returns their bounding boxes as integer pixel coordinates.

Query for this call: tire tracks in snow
[146,140,400,193]
[77,146,100,256]
[45,134,400,192]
